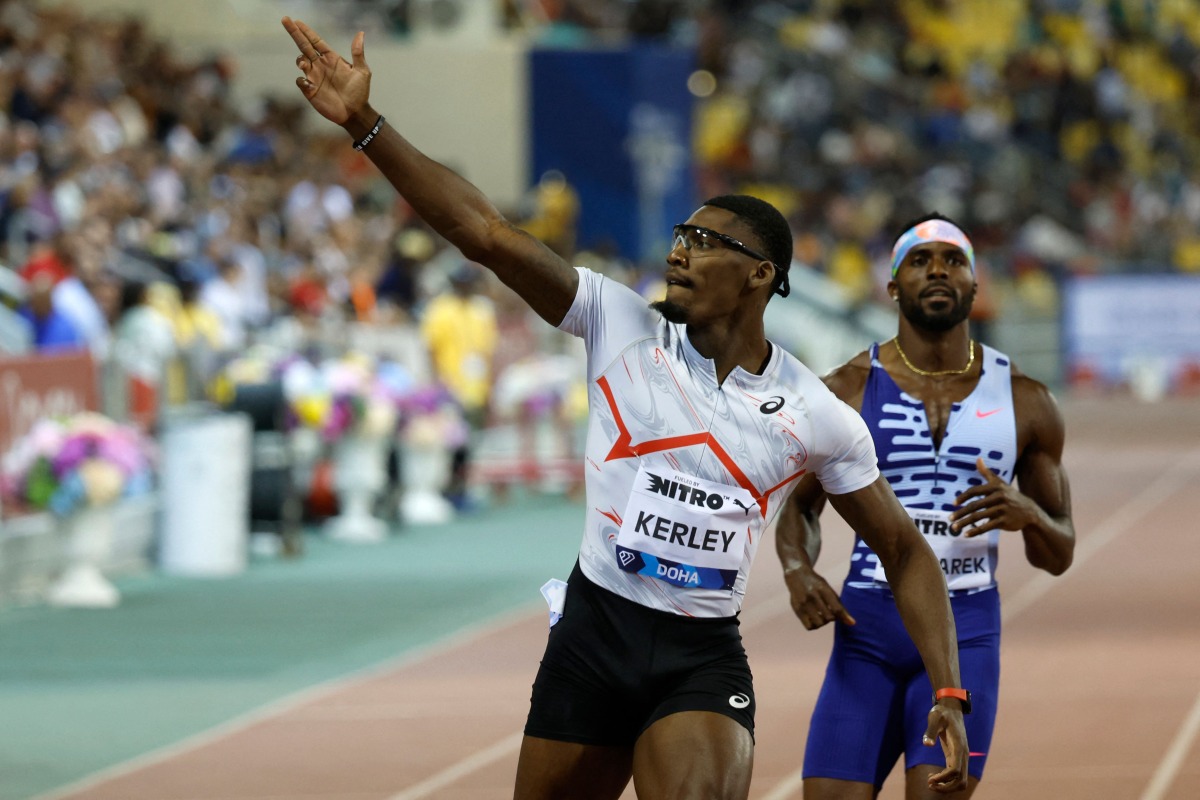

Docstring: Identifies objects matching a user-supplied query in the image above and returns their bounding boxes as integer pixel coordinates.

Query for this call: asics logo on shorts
[728,693,750,709]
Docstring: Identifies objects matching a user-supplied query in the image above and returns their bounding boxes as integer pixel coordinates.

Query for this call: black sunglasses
[672,224,790,297]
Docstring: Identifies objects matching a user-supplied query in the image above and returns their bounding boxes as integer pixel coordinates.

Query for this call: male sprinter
[777,214,1076,798]
[283,20,970,798]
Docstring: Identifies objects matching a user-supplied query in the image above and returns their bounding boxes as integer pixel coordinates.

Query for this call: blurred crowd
[4,0,1200,373]
[507,0,1200,311]
[0,0,509,390]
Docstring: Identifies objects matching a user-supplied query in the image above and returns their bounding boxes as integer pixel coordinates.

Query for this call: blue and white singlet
[846,342,1018,594]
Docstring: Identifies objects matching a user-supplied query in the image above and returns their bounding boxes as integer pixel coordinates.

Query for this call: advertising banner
[530,46,695,263]
[0,350,99,456]
[1062,275,1200,394]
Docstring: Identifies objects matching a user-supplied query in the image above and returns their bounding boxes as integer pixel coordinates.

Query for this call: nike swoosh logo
[975,408,1002,418]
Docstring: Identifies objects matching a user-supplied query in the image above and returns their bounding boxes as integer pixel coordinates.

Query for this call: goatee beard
[900,286,976,332]
[650,299,689,324]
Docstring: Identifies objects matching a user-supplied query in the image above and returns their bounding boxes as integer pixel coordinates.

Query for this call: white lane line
[388,731,525,800]
[1002,451,1200,623]
[378,559,837,799]
[28,601,545,800]
[1140,688,1200,800]
[760,452,1200,800]
[760,770,806,800]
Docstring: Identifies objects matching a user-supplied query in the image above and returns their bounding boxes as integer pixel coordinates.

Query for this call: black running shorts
[524,561,755,746]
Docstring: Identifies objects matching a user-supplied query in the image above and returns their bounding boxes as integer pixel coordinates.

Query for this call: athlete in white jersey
[776,214,1076,800]
[562,266,879,618]
[282,20,970,798]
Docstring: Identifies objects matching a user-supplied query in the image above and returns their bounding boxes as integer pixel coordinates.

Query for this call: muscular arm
[283,18,578,326]
[776,476,826,568]
[776,476,850,629]
[828,479,962,692]
[775,360,867,629]
[952,377,1075,575]
[1013,381,1075,573]
[827,477,969,790]
[343,110,578,326]
[821,358,962,690]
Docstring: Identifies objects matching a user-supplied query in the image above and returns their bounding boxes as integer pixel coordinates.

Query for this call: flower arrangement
[208,345,295,406]
[281,354,400,442]
[1,412,155,517]
[212,348,469,450]
[397,383,470,451]
[493,353,588,422]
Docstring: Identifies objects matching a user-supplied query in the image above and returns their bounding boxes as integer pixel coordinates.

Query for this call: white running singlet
[558,268,879,617]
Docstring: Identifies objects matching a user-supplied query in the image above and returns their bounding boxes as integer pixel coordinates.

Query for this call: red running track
[47,397,1200,800]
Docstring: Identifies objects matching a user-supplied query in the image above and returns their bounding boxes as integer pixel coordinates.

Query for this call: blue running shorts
[803,585,1000,787]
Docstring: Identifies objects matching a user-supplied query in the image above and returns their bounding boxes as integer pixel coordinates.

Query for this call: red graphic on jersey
[597,375,806,517]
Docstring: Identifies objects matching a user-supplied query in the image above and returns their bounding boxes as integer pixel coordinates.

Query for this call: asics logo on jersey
[645,472,725,510]
[729,693,751,709]
[759,396,785,414]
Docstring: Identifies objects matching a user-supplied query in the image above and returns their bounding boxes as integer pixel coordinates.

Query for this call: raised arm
[951,376,1075,575]
[827,477,969,793]
[282,17,578,326]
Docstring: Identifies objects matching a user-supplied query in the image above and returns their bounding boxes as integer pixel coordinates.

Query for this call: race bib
[872,508,992,591]
[614,465,756,590]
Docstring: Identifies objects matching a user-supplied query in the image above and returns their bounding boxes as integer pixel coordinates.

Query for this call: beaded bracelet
[353,115,385,151]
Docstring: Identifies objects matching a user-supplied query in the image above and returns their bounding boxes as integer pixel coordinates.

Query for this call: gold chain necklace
[892,338,976,377]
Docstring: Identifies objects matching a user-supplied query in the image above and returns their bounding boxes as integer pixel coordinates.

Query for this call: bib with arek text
[872,507,992,591]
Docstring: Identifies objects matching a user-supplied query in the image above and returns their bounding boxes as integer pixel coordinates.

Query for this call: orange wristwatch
[933,687,972,714]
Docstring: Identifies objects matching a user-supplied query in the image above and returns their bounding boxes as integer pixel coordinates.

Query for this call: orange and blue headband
[890,220,975,277]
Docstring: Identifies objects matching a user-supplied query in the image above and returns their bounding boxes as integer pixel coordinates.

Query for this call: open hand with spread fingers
[282,16,370,126]
[951,457,1043,536]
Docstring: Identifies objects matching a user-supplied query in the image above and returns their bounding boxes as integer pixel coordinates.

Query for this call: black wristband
[353,115,385,151]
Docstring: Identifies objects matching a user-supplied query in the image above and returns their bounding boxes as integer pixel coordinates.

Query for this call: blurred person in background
[420,260,497,509]
[19,235,72,285]
[373,227,428,318]
[225,213,273,330]
[18,272,83,352]
[175,271,226,352]
[776,214,1076,799]
[200,256,247,350]
[287,254,331,320]
[520,169,580,258]
[112,279,177,386]
[347,263,378,322]
[21,233,113,357]
[282,17,969,797]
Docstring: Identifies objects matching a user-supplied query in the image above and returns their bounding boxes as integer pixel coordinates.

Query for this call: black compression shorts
[524,561,755,747]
